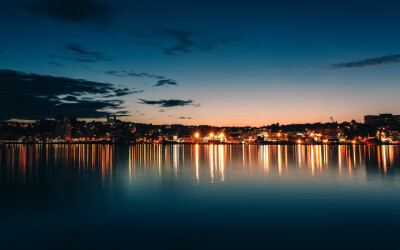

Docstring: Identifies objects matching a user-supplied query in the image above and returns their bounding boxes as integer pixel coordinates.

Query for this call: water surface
[1,144,400,249]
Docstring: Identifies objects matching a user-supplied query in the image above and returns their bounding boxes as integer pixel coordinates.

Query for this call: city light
[3,112,400,145]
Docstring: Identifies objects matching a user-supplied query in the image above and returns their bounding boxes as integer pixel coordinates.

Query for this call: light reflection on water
[1,144,400,185]
[1,144,400,249]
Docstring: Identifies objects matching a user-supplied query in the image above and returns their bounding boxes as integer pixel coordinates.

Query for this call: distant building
[55,116,72,140]
[364,114,400,127]
[107,115,117,125]
[364,115,379,125]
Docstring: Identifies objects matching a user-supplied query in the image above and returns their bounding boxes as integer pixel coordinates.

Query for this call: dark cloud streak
[64,43,109,62]
[136,27,242,56]
[0,69,133,121]
[19,0,116,27]
[154,79,178,87]
[138,99,193,108]
[46,43,109,64]
[106,70,178,87]
[48,61,63,66]
[331,54,400,69]
[106,70,164,79]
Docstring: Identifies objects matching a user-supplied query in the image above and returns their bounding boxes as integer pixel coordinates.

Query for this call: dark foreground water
[1,144,400,249]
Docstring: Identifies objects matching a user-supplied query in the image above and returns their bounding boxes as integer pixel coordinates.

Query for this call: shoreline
[1,141,397,146]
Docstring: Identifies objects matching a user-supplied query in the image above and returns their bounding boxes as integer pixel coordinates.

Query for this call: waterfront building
[107,115,117,125]
[364,113,400,127]
[55,116,72,140]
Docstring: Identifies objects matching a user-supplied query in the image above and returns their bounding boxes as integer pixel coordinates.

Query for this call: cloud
[102,87,143,97]
[270,68,313,72]
[48,61,63,66]
[19,0,116,27]
[105,70,178,87]
[178,116,191,119]
[47,54,71,60]
[105,70,128,77]
[138,99,193,107]
[63,95,78,101]
[46,43,109,64]
[106,70,163,79]
[154,79,178,87]
[330,54,400,70]
[0,69,134,121]
[136,27,242,56]
[130,90,144,94]
[271,54,400,72]
[64,43,109,62]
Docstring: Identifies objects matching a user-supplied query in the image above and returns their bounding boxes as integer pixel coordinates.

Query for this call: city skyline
[2,112,400,145]
[2,0,400,126]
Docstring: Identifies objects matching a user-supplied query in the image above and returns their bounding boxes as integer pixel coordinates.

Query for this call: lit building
[55,116,72,140]
[364,113,400,127]
[107,114,117,125]
[364,115,379,125]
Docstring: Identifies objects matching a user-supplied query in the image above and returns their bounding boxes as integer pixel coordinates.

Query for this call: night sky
[1,0,400,126]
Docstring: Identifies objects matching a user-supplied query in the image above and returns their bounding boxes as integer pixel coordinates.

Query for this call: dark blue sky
[1,0,400,125]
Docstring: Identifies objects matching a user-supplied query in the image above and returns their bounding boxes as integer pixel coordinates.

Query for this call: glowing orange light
[297,139,302,144]
[219,133,224,138]
[194,132,200,138]
[209,133,214,138]
[277,133,281,137]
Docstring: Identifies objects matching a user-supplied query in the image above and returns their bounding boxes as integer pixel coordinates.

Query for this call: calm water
[1,144,400,249]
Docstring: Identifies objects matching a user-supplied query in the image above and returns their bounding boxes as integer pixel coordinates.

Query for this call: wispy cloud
[106,70,164,79]
[48,61,63,66]
[105,70,178,87]
[47,43,109,63]
[178,116,191,120]
[138,99,193,107]
[64,43,109,62]
[271,54,400,72]
[18,0,116,28]
[330,54,400,69]
[0,69,135,120]
[154,79,178,87]
[47,54,71,60]
[270,68,315,72]
[136,27,242,56]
